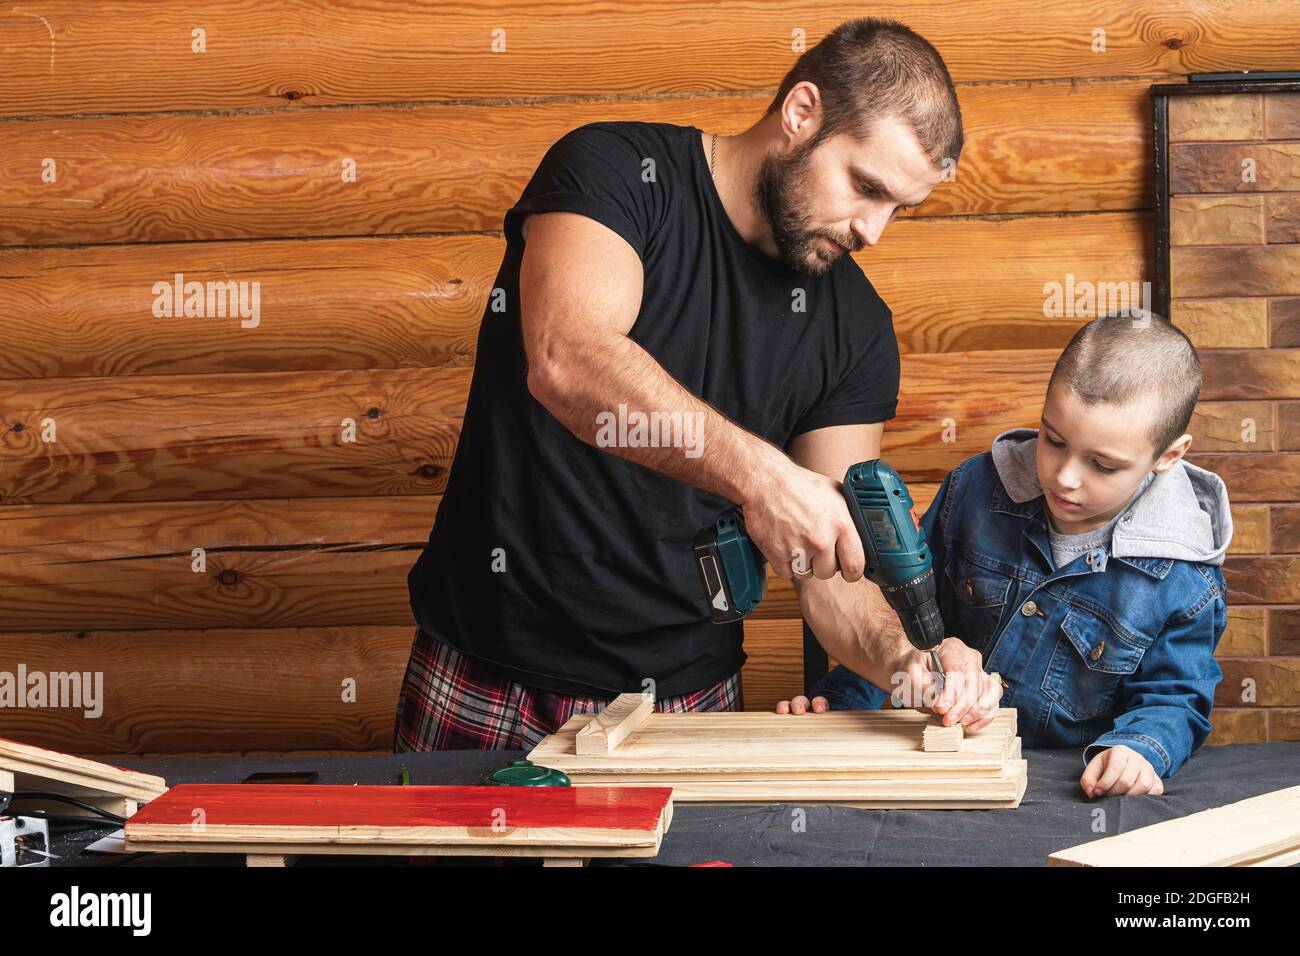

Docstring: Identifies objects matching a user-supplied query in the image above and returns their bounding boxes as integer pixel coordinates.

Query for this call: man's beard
[753,139,851,276]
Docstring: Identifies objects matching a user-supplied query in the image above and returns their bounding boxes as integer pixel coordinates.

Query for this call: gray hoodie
[989,428,1233,567]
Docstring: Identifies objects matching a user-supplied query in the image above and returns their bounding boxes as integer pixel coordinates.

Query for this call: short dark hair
[765,17,963,168]
[1048,315,1202,458]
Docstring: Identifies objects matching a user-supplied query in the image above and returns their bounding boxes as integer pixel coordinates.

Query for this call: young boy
[778,315,1232,798]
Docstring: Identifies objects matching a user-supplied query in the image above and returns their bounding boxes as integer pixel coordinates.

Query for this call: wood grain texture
[922,721,964,752]
[0,619,816,752]
[1048,784,1300,867]
[575,692,654,755]
[0,237,485,380]
[0,736,167,803]
[0,626,414,753]
[1,366,468,503]
[0,80,1150,246]
[0,215,1148,382]
[0,352,1051,504]
[3,2,1297,117]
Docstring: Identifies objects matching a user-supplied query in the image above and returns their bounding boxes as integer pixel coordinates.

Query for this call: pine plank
[1048,785,1300,867]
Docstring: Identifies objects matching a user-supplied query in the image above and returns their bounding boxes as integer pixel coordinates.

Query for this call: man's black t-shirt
[407,121,900,697]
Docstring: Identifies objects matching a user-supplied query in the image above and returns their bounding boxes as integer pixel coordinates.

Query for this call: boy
[778,315,1232,798]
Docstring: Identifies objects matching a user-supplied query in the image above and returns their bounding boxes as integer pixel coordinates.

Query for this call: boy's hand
[891,637,1004,732]
[775,695,829,714]
[1080,745,1165,797]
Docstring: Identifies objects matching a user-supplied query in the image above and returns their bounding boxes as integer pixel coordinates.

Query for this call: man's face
[753,113,945,276]
[1035,383,1167,535]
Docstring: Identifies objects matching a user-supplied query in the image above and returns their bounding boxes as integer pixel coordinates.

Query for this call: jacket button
[1090,641,1105,661]
[965,577,974,596]
[1020,600,1038,616]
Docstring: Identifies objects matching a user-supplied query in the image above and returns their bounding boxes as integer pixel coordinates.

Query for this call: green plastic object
[481,759,571,787]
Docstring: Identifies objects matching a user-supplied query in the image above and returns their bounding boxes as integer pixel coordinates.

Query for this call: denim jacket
[814,428,1233,778]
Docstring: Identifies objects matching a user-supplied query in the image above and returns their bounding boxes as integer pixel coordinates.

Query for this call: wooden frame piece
[575,692,654,755]
[922,721,965,753]
[1049,784,1300,866]
[529,707,1027,809]
[0,737,167,819]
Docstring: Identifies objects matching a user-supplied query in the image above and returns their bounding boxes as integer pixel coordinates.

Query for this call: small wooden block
[575,692,654,755]
[542,857,588,867]
[923,721,964,753]
[246,854,294,867]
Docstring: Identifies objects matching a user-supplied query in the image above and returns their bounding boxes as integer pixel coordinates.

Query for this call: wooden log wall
[0,1,1297,757]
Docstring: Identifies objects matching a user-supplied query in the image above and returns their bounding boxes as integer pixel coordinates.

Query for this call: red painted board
[128,784,672,831]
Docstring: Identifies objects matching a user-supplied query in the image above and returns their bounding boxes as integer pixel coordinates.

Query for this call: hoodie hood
[990,428,1233,567]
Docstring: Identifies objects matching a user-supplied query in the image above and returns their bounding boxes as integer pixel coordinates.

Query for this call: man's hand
[888,637,1003,731]
[775,694,830,714]
[1080,745,1165,798]
[739,457,866,582]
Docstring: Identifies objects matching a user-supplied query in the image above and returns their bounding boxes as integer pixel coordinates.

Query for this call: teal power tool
[693,459,946,690]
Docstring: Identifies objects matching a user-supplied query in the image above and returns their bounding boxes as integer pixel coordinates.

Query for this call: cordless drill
[692,459,947,687]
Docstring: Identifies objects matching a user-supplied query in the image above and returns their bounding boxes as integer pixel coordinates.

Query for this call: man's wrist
[733,437,789,507]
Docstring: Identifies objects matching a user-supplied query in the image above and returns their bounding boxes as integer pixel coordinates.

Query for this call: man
[395,17,1003,752]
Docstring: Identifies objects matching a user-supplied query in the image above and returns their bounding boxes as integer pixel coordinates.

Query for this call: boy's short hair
[1048,314,1202,458]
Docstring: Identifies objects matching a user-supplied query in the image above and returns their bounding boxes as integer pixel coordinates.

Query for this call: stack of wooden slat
[528,704,1027,809]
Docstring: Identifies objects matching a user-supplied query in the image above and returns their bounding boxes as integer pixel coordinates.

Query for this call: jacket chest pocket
[1041,607,1147,721]
[945,555,1012,651]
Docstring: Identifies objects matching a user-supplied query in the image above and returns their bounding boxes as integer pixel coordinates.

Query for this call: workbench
[40,743,1300,867]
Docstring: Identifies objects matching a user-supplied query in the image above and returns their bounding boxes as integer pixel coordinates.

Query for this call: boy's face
[1036,383,1191,535]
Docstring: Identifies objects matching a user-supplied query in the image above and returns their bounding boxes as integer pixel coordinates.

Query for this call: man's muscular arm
[520,211,863,582]
[788,423,1004,728]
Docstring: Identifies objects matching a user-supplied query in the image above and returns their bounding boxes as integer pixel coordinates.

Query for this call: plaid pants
[393,627,742,752]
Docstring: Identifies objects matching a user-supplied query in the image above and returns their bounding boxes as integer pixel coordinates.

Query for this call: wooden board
[0,736,168,818]
[527,708,1026,809]
[123,783,674,860]
[1048,785,1300,867]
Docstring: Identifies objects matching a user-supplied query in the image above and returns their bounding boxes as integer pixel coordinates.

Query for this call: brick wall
[1166,87,1300,744]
